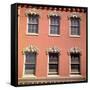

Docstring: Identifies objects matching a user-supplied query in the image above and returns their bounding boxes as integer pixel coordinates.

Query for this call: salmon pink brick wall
[18,5,87,79]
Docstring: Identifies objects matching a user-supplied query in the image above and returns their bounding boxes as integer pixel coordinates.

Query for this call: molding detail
[48,10,60,17]
[46,46,60,55]
[68,47,81,55]
[25,8,39,16]
[22,45,39,54]
[68,12,81,20]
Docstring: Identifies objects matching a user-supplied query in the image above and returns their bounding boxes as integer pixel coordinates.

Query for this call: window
[27,15,38,34]
[70,18,80,36]
[50,16,60,35]
[24,52,36,75]
[48,53,59,75]
[70,53,80,75]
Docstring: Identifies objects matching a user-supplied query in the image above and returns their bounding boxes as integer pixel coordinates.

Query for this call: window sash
[25,52,36,75]
[50,25,59,34]
[25,52,36,64]
[71,64,80,73]
[50,16,60,34]
[70,18,80,35]
[28,15,38,33]
[71,54,80,74]
[49,53,59,75]
[28,24,38,33]
[25,64,35,74]
[49,64,58,73]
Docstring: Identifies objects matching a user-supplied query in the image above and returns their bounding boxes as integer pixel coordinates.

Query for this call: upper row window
[27,14,80,37]
[70,17,80,36]
[49,16,60,35]
[27,15,39,34]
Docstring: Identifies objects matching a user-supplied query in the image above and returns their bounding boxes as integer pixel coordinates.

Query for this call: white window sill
[26,33,39,36]
[48,75,60,78]
[69,74,82,77]
[22,75,36,79]
[69,35,80,38]
[48,34,60,37]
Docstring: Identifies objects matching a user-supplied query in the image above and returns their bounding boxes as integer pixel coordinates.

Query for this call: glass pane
[28,24,33,33]
[71,54,80,64]
[49,64,58,72]
[25,70,35,74]
[49,53,58,64]
[50,17,59,25]
[26,52,36,64]
[28,15,38,24]
[25,64,35,69]
[50,25,59,34]
[32,16,38,24]
[33,25,38,33]
[71,64,80,72]
[25,64,35,74]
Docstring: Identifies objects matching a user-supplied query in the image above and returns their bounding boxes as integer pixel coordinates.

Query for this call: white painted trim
[69,55,71,76]
[70,74,82,77]
[47,54,49,77]
[48,34,60,37]
[69,35,80,38]
[26,33,39,36]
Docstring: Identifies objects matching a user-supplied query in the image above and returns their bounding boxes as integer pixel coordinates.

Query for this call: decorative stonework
[46,47,60,54]
[48,10,60,17]
[22,45,39,54]
[68,47,81,55]
[25,8,39,16]
[68,12,81,19]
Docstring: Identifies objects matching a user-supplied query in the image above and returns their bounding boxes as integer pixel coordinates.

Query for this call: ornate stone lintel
[68,12,81,20]
[48,10,60,17]
[67,47,81,55]
[22,45,39,54]
[46,47,60,55]
[25,8,39,16]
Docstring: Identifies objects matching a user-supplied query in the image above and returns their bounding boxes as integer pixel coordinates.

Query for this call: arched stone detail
[48,10,61,17]
[68,12,81,20]
[67,47,82,55]
[25,8,39,16]
[46,47,60,55]
[22,45,39,54]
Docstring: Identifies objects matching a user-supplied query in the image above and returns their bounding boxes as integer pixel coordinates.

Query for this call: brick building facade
[17,3,87,85]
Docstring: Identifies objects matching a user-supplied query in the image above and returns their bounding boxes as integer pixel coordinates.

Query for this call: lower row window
[24,52,81,76]
[71,53,80,74]
[24,52,36,75]
[48,53,59,75]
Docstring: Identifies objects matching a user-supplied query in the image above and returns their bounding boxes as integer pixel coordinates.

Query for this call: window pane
[28,24,33,33]
[25,64,35,74]
[49,53,58,63]
[32,16,38,24]
[50,25,59,34]
[71,64,80,72]
[26,52,36,64]
[49,64,58,72]
[51,17,59,25]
